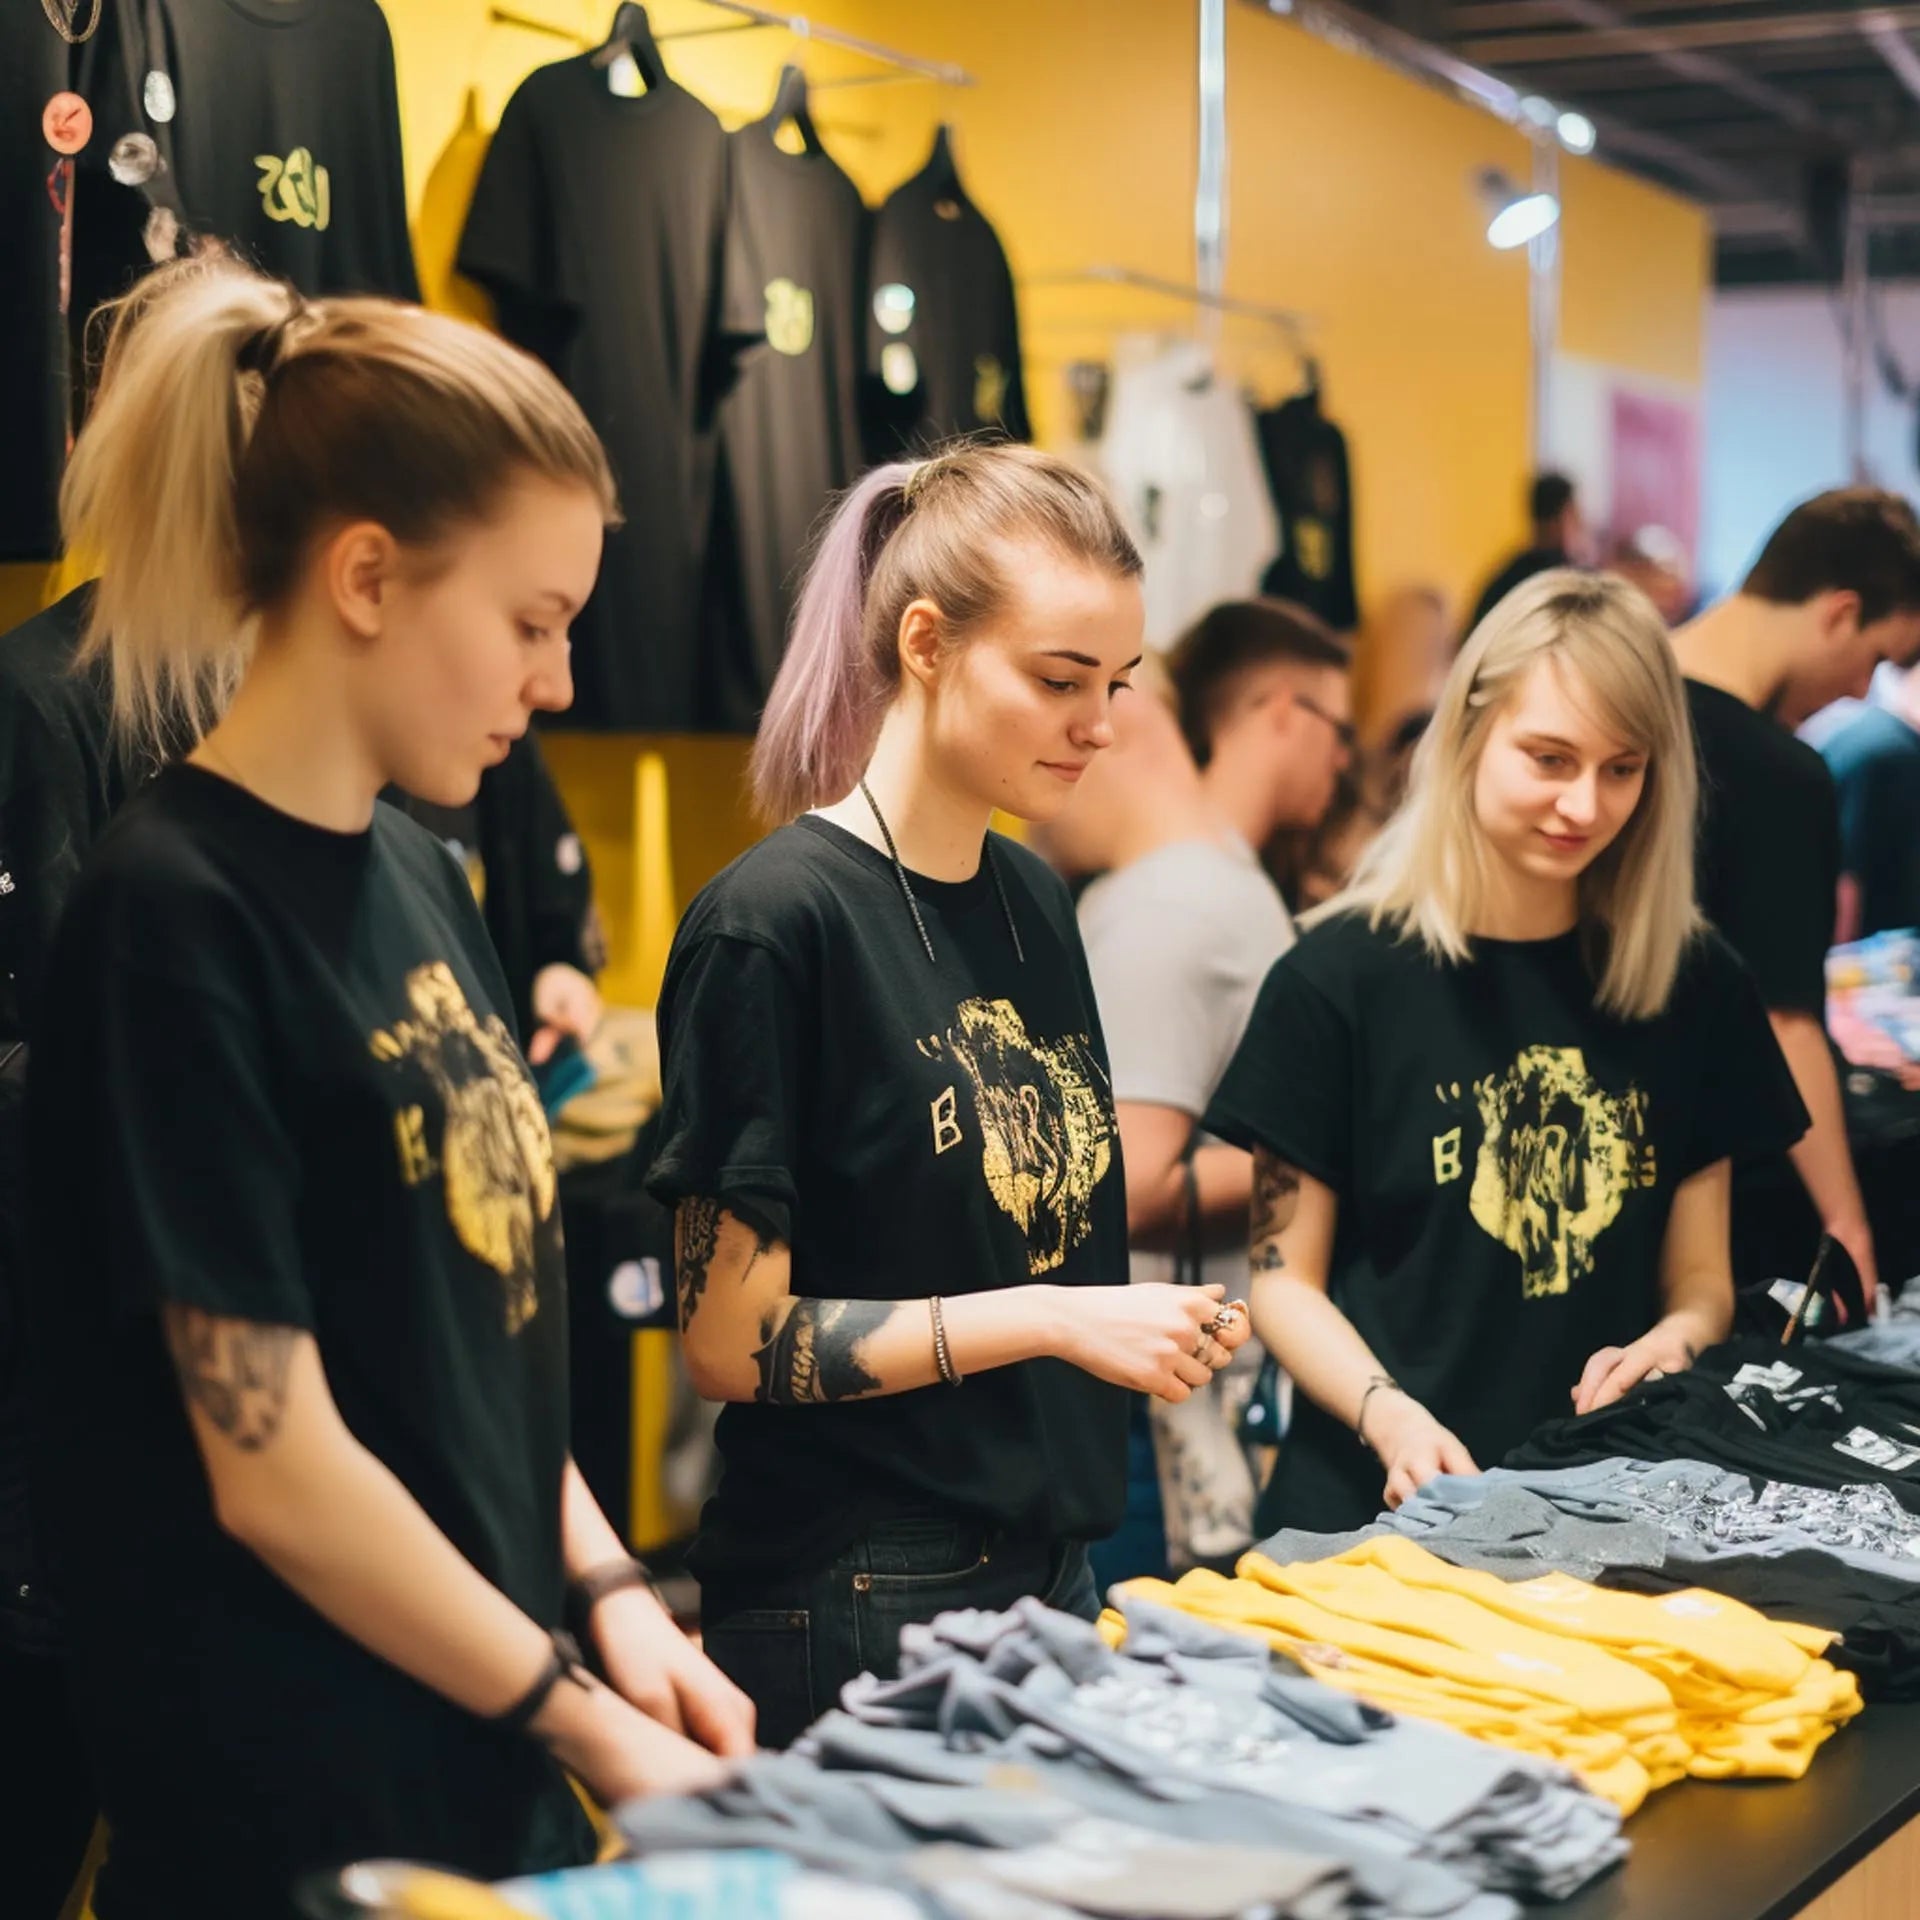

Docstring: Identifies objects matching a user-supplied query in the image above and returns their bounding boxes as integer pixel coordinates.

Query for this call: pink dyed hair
[750,443,1142,823]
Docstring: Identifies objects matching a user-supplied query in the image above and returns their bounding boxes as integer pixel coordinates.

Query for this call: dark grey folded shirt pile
[1264,1459,1920,1587]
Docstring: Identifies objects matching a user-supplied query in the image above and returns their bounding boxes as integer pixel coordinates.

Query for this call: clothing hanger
[589,2,669,90]
[754,61,824,154]
[923,122,963,198]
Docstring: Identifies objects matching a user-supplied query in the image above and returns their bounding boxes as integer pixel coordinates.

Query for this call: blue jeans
[700,1518,1101,1751]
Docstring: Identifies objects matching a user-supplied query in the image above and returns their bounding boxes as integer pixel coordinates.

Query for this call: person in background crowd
[1037,658,1294,1583]
[1672,488,1920,1306]
[1611,525,1694,627]
[1166,598,1355,905]
[647,445,1253,1752]
[29,258,753,1920]
[391,732,604,1068]
[1823,659,1920,945]
[1351,583,1451,748]
[0,581,126,1920]
[1467,472,1588,636]
[1208,571,1806,1534]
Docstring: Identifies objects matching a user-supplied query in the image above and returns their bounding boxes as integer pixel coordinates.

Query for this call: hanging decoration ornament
[40,0,103,43]
[42,92,94,157]
[143,69,177,123]
[142,203,181,263]
[109,131,162,187]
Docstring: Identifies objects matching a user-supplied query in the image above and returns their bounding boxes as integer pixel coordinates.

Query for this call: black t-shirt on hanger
[1205,911,1807,1535]
[1257,395,1359,633]
[647,815,1129,1585]
[706,126,868,729]
[0,12,73,561]
[458,60,763,733]
[27,767,591,1918]
[866,159,1030,455]
[72,0,418,338]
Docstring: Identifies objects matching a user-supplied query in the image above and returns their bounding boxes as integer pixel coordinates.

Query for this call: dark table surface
[1549,1704,1920,1920]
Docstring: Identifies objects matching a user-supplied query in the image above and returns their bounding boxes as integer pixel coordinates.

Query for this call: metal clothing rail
[654,0,974,87]
[489,3,973,87]
[1024,265,1310,340]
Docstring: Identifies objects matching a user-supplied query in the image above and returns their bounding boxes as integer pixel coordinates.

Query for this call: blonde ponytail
[62,260,296,752]
[61,256,617,757]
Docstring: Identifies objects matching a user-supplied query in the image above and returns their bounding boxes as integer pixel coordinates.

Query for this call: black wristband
[570,1555,661,1616]
[495,1628,589,1737]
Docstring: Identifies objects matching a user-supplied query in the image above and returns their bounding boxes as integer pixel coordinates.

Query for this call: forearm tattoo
[1252,1149,1302,1272]
[676,1199,774,1330]
[162,1307,297,1451]
[675,1198,722,1330]
[751,1298,893,1405]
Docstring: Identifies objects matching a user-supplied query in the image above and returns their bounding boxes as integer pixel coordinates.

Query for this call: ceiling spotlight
[1477,167,1561,249]
[1557,110,1597,154]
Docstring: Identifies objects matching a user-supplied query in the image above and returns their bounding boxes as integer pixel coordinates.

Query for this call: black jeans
[701,1517,1101,1752]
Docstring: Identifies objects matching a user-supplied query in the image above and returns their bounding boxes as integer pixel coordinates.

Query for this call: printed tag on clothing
[1834,1426,1920,1472]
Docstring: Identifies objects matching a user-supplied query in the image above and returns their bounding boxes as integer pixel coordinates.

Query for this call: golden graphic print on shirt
[973,353,1009,426]
[370,962,557,1334]
[917,997,1115,1274]
[765,277,815,356]
[254,148,331,230]
[1431,1045,1653,1300]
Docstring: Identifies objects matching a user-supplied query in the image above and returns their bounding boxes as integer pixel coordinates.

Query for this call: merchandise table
[1549,1704,1920,1920]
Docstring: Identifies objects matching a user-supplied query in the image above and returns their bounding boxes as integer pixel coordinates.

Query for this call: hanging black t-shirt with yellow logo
[704,126,868,728]
[865,157,1031,456]
[26,767,589,1918]
[648,816,1129,1584]
[1206,911,1808,1535]
[70,0,417,368]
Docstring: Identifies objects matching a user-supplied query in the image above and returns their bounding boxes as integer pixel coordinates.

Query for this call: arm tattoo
[751,1299,894,1405]
[675,1198,722,1330]
[1252,1150,1303,1269]
[162,1307,297,1451]
[676,1199,775,1330]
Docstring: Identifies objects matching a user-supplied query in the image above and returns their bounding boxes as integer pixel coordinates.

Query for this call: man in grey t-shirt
[1047,616,1350,1573]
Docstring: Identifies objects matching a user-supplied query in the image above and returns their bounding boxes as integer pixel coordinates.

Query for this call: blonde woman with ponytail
[646,446,1253,1749]
[1206,571,1809,1537]
[27,260,752,1920]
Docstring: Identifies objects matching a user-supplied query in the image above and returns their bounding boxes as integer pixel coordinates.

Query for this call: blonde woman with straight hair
[1207,570,1808,1535]
[27,258,754,1920]
[647,444,1251,1750]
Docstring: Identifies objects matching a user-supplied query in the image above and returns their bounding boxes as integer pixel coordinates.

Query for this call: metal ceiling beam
[1862,8,1920,99]
[1461,4,1920,63]
[1582,110,1774,197]
[1450,0,1858,25]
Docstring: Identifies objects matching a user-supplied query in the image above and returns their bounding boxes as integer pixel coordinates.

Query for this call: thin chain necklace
[41,0,103,43]
[858,779,1024,968]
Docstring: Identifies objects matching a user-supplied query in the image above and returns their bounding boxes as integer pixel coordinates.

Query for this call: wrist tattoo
[752,1298,891,1405]
[162,1306,296,1451]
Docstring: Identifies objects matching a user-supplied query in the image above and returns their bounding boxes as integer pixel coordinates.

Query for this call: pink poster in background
[1609,389,1700,561]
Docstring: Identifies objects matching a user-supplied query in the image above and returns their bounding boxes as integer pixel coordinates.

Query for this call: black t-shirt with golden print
[26,766,589,1920]
[648,814,1129,1584]
[1205,912,1808,1536]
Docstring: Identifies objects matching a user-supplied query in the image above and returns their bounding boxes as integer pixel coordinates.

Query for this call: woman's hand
[1363,1391,1479,1509]
[533,1669,735,1804]
[1573,1324,1699,1415]
[1061,1284,1250,1401]
[590,1586,756,1758]
[528,962,603,1067]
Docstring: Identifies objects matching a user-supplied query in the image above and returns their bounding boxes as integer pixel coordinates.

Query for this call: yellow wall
[0,0,1711,979]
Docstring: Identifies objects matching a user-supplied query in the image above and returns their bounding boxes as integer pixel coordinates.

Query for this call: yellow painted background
[0,0,1711,995]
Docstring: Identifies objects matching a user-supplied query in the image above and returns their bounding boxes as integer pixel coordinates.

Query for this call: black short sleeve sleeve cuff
[1202,951,1353,1191]
[646,932,804,1245]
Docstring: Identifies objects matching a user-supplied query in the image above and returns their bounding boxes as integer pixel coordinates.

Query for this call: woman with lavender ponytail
[647,444,1252,1745]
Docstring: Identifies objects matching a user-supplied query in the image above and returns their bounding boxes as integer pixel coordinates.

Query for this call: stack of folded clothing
[1113,1535,1860,1816]
[617,1598,1629,1917]
[1263,1457,1920,1700]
